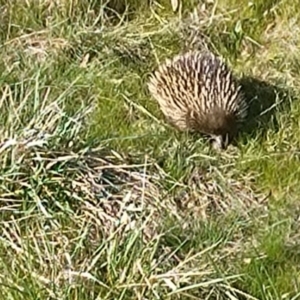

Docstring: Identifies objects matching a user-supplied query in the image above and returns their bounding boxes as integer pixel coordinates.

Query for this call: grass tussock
[1,0,300,299]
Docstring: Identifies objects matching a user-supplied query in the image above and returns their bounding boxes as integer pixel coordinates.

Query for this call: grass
[0,0,300,299]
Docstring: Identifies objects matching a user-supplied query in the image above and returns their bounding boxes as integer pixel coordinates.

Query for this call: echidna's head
[191,108,238,150]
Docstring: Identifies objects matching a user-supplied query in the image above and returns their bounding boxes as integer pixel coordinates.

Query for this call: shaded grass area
[1,0,300,299]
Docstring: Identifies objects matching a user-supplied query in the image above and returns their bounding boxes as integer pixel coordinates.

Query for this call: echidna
[147,50,248,149]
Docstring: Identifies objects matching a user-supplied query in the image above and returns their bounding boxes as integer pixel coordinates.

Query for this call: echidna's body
[148,50,248,149]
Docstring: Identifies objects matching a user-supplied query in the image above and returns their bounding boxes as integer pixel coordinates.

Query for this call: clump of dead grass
[1,32,70,67]
[178,166,270,221]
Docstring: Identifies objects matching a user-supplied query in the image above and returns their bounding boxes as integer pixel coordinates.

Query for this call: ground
[0,0,300,299]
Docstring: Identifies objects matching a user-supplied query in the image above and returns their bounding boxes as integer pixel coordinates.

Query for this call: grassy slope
[0,0,300,299]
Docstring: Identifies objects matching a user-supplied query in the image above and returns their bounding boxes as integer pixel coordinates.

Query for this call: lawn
[0,0,300,299]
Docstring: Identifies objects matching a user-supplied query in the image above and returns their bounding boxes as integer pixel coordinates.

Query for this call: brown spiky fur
[147,50,248,149]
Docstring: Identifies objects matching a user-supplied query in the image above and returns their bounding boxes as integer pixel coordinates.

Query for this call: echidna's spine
[148,50,248,133]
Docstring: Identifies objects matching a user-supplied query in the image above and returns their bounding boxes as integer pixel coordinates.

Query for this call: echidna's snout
[211,134,229,150]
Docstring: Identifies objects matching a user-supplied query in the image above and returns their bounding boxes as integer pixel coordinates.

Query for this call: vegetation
[0,0,300,299]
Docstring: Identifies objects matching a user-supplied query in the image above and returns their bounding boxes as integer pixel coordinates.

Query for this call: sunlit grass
[0,0,300,299]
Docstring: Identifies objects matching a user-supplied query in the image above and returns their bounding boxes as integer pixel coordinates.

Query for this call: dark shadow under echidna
[147,50,248,149]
